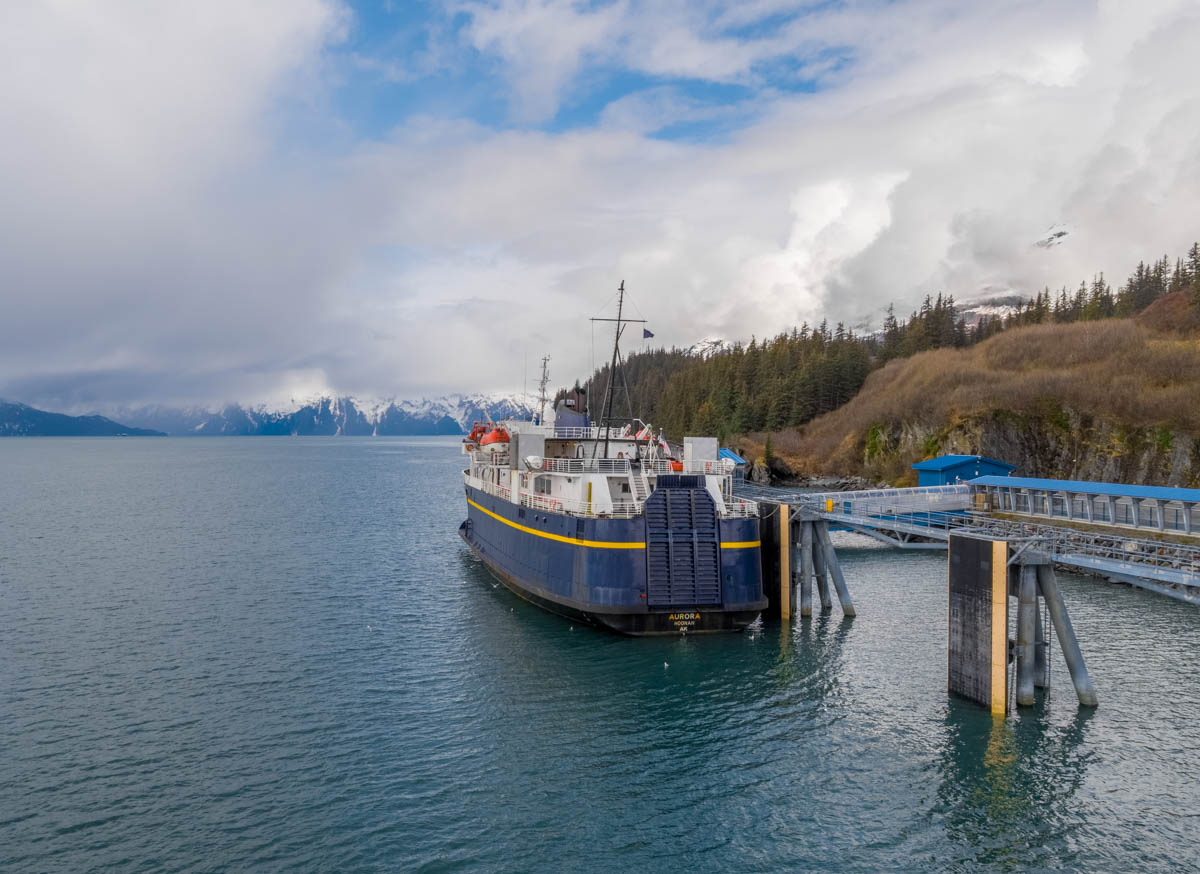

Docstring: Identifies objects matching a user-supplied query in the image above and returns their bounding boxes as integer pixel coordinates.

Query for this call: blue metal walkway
[736,481,1200,604]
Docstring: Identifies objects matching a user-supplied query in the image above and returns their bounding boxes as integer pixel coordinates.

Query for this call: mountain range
[0,401,166,437]
[0,393,538,437]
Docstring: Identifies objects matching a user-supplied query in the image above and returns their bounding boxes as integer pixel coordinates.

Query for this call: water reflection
[937,698,1095,868]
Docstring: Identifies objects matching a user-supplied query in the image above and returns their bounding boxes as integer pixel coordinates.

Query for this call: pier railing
[767,487,1200,598]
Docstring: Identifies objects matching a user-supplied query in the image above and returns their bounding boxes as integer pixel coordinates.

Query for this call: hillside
[568,242,1200,449]
[0,401,165,437]
[746,293,1200,487]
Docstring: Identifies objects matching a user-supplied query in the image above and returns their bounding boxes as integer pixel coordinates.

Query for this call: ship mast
[537,355,550,423]
[591,280,645,457]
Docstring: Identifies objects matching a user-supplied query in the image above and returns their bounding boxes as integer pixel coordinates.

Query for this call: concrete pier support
[1034,604,1048,689]
[1015,564,1038,707]
[1036,563,1098,708]
[759,506,856,621]
[779,505,791,621]
[811,535,830,612]
[811,530,833,611]
[799,518,814,617]
[815,521,856,617]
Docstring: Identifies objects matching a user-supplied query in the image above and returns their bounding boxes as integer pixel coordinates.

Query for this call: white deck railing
[645,459,734,476]
[541,457,632,474]
[464,473,758,520]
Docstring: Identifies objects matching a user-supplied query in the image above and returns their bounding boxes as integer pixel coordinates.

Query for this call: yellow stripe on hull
[466,497,760,551]
[467,497,644,549]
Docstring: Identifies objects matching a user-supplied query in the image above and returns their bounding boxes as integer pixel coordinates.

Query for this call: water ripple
[1,438,1198,872]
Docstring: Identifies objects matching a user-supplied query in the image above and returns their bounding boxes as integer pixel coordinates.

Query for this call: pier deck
[737,481,1200,604]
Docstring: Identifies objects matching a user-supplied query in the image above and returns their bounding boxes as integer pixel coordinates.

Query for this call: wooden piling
[799,520,814,617]
[1036,564,1098,708]
[1015,564,1037,707]
[816,521,856,617]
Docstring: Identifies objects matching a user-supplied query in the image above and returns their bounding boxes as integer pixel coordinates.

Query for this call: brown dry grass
[745,304,1200,476]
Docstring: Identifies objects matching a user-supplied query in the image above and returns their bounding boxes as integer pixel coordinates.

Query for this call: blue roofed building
[719,447,748,480]
[911,454,1016,487]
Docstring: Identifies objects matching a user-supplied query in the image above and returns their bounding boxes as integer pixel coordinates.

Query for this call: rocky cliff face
[860,408,1200,487]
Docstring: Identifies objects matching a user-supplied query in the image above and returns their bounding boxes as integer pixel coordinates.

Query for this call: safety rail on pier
[737,480,1200,603]
[970,476,1200,536]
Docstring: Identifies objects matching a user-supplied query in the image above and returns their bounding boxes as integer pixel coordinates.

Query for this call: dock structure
[947,534,1097,712]
[747,469,1170,712]
[742,479,1200,605]
[761,505,858,620]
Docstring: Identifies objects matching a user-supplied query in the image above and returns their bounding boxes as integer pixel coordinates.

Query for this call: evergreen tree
[568,240,1200,441]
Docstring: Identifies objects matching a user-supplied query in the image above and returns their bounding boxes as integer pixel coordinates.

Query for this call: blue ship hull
[460,482,766,635]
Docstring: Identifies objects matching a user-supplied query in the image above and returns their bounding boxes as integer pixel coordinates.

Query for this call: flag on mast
[642,328,654,339]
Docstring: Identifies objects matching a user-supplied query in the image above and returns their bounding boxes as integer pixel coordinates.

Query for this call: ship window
[534,476,552,495]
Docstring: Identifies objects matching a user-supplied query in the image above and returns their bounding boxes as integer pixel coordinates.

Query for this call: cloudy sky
[3,0,1199,411]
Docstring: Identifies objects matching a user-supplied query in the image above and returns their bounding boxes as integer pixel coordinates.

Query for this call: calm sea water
[2,437,1199,873]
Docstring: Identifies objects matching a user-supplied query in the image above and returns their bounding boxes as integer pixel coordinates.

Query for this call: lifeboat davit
[479,427,510,454]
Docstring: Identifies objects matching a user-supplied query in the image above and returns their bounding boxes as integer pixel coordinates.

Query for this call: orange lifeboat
[467,422,489,444]
[479,426,511,454]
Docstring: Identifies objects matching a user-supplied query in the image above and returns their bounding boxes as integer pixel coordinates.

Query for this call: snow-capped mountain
[686,338,732,358]
[107,393,536,437]
[954,293,1028,327]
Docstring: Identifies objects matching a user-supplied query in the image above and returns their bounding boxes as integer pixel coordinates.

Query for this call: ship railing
[645,459,735,476]
[466,472,759,522]
[464,474,513,504]
[521,491,643,519]
[724,498,759,518]
[470,450,510,466]
[465,473,644,519]
[535,457,733,476]
[540,426,657,440]
[540,457,632,474]
[548,426,603,439]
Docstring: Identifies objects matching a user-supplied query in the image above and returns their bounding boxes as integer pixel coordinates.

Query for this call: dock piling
[799,518,814,617]
[1034,602,1048,689]
[1036,563,1098,708]
[779,504,791,621]
[1016,564,1038,707]
[811,530,833,611]
[816,521,856,617]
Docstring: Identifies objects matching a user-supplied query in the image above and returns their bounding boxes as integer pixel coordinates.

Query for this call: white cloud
[2,0,1200,411]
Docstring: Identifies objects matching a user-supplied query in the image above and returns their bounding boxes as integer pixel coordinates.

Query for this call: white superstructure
[463,411,757,520]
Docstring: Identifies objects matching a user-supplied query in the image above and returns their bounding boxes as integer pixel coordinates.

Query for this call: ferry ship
[458,284,766,635]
